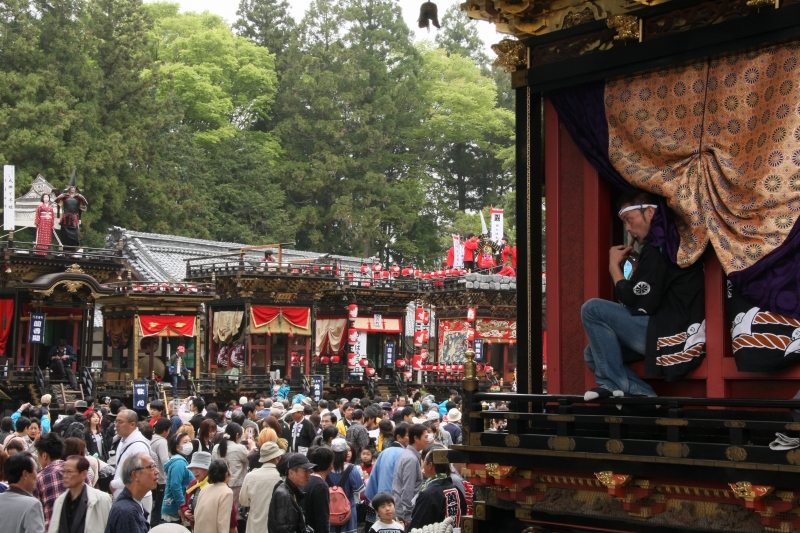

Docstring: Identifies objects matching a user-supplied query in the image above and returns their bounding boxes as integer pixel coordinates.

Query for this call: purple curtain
[550,83,680,262]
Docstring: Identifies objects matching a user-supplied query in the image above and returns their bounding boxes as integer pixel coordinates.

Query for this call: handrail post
[462,350,480,444]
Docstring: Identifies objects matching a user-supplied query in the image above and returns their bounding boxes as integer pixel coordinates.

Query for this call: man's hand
[609,245,631,284]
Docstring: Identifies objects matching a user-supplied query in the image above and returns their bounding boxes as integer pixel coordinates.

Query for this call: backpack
[327,464,355,526]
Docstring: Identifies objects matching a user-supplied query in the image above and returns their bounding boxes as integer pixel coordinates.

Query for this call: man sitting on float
[582,190,705,401]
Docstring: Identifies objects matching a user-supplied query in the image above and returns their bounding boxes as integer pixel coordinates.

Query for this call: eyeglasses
[133,464,158,472]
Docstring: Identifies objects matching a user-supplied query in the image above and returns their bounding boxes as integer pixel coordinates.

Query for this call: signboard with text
[29,313,45,344]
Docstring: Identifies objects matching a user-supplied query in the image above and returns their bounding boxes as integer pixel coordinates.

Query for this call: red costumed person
[34,192,55,254]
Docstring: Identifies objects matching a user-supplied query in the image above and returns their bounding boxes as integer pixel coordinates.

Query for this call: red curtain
[139,315,196,337]
[251,306,310,329]
[0,299,13,356]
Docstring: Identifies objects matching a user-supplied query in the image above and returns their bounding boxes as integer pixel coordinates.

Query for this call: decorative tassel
[418,2,440,31]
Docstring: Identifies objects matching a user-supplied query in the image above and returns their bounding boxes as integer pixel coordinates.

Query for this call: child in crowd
[360,447,375,476]
[369,492,404,533]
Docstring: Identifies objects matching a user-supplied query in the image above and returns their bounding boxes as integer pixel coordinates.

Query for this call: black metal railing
[2,240,124,262]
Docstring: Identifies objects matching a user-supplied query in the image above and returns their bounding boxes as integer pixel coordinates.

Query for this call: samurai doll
[55,170,88,251]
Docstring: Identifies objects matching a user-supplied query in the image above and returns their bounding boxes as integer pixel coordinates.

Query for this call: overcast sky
[152,0,504,56]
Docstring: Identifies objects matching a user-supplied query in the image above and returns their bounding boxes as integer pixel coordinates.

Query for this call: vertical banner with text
[310,375,323,402]
[4,166,14,231]
[29,313,46,344]
[490,207,504,244]
[384,340,395,367]
[133,381,148,410]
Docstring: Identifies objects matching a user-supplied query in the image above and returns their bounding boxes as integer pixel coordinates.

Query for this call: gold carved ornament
[607,14,640,41]
[595,471,632,489]
[729,482,774,502]
[485,463,517,479]
[491,39,527,73]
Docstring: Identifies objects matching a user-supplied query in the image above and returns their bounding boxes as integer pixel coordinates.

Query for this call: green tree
[435,3,489,71]
[234,0,296,58]
[146,4,278,146]
[276,0,435,265]
[417,45,515,218]
[0,0,184,246]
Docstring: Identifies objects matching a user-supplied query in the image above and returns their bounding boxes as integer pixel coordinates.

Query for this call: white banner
[490,207,504,244]
[452,235,464,268]
[3,166,14,231]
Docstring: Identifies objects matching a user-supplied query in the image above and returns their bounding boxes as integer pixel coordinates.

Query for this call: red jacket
[463,239,479,262]
[500,245,511,265]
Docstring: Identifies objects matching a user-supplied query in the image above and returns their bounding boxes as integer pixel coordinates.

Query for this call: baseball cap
[284,453,316,471]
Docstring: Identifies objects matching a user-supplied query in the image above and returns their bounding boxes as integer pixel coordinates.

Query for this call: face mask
[426,433,434,442]
[181,443,194,456]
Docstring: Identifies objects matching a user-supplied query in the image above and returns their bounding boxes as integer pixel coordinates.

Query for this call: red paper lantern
[331,355,341,364]
[396,359,407,368]
[359,358,369,367]
[413,331,424,347]
[348,328,359,344]
[348,304,358,320]
[467,307,476,322]
[467,328,475,341]
[366,367,376,377]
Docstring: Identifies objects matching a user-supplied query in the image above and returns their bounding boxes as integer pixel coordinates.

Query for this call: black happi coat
[615,243,705,381]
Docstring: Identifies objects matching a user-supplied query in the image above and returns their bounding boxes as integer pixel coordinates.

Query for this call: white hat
[447,408,461,422]
[187,451,212,470]
[259,441,285,463]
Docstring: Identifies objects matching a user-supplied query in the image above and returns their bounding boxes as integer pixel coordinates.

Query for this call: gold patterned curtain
[606,42,800,274]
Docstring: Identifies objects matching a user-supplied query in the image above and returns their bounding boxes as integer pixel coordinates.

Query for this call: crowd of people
[0,389,475,533]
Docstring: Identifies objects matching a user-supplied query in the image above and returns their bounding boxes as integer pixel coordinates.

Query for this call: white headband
[618,204,658,217]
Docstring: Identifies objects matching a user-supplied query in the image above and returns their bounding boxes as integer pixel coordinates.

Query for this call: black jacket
[189,413,205,433]
[301,475,329,533]
[616,243,705,381]
[288,419,317,452]
[409,476,466,532]
[268,479,307,533]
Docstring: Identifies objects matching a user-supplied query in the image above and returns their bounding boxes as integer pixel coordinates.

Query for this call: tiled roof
[105,226,365,282]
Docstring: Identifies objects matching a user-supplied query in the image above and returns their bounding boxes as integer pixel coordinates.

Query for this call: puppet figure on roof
[55,170,88,251]
[34,190,55,255]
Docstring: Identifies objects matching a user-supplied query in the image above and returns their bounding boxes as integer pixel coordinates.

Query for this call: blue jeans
[581,298,656,397]
[171,373,184,398]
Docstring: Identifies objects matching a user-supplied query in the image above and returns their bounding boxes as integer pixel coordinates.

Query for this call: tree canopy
[0,0,515,267]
